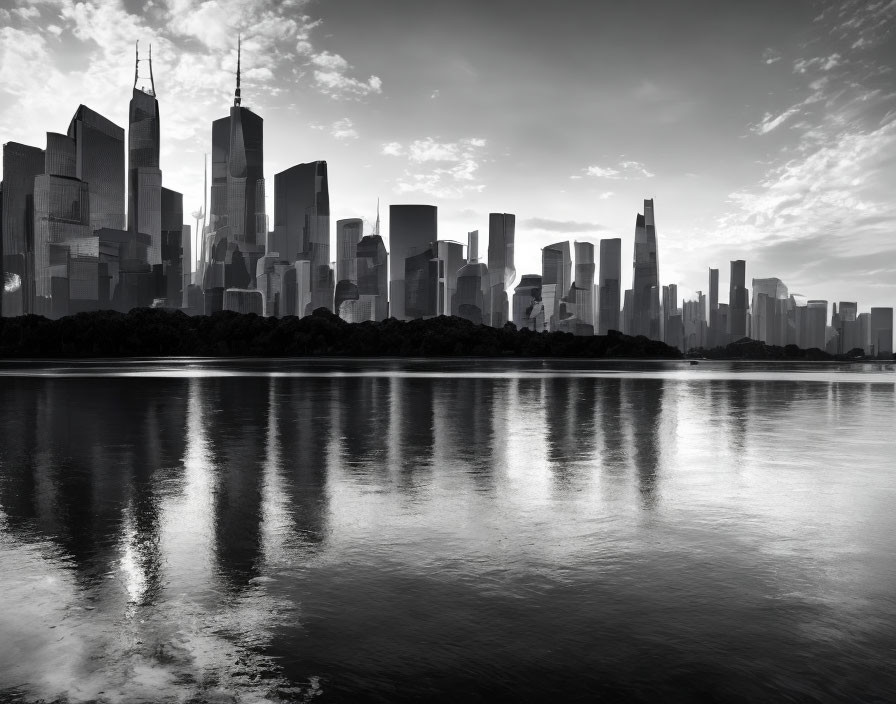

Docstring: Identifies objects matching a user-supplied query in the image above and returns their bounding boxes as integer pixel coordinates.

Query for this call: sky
[1,0,894,310]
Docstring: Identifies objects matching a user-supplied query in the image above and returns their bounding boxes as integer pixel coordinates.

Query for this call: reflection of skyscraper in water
[435,378,497,478]
[543,376,597,492]
[626,379,664,508]
[205,379,266,591]
[631,199,660,340]
[387,377,435,493]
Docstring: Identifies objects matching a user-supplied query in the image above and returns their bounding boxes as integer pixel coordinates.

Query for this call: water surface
[0,359,894,702]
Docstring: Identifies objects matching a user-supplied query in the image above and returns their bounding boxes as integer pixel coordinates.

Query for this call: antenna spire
[134,41,139,89]
[234,35,242,107]
[148,43,155,95]
[375,198,380,237]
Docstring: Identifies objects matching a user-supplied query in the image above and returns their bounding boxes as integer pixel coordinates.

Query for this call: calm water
[0,359,894,703]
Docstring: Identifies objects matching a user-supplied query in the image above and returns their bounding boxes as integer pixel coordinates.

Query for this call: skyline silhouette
[0,0,893,310]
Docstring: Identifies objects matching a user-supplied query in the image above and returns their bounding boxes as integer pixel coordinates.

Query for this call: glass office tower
[631,198,660,339]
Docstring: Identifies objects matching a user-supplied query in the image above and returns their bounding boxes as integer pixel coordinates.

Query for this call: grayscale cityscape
[1,1,895,702]
[2,38,892,357]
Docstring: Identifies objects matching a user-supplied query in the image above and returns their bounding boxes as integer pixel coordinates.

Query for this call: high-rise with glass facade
[487,212,515,327]
[597,237,621,335]
[388,204,437,320]
[202,40,265,307]
[728,260,748,340]
[631,199,660,339]
[274,161,331,312]
[128,45,163,266]
[67,105,125,233]
[573,240,595,333]
[1,141,45,316]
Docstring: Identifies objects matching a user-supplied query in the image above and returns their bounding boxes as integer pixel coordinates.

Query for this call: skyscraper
[542,240,570,331]
[572,240,595,333]
[487,212,515,327]
[127,43,162,266]
[335,217,363,320]
[512,274,544,331]
[67,105,125,233]
[33,131,92,317]
[631,199,660,339]
[434,239,464,316]
[707,268,719,346]
[751,277,788,345]
[274,161,331,312]
[728,260,748,340]
[870,307,894,359]
[1,141,45,317]
[388,204,437,320]
[355,232,388,321]
[202,39,265,306]
[455,229,489,325]
[159,186,184,305]
[597,238,621,335]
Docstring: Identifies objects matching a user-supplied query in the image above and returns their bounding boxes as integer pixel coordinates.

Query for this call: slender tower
[202,37,265,309]
[128,41,163,265]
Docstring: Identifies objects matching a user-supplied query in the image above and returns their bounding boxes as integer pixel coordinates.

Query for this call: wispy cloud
[310,51,382,100]
[751,107,802,135]
[577,160,654,180]
[383,137,488,199]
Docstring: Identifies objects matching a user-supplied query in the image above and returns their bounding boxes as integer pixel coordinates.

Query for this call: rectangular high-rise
[2,141,45,317]
[487,213,515,327]
[573,240,595,333]
[728,260,748,340]
[631,199,660,339]
[870,308,893,359]
[388,204,437,320]
[597,238,621,335]
[67,105,125,233]
[274,161,331,312]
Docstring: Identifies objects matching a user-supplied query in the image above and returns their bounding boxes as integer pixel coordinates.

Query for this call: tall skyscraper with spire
[203,37,265,310]
[631,198,660,339]
[127,42,162,266]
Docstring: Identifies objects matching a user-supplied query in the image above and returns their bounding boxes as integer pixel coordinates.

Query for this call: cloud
[762,48,782,65]
[793,53,843,74]
[384,137,488,198]
[599,191,615,200]
[311,50,382,99]
[752,107,801,135]
[330,117,358,140]
[580,160,654,180]
[520,218,607,234]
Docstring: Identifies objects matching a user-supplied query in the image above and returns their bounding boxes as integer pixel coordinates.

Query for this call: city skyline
[1,0,894,309]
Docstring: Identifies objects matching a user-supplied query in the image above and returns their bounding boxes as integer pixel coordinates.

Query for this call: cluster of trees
[0,308,683,359]
[687,336,871,361]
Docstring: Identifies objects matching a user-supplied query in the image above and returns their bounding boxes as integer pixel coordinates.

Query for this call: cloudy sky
[1,0,894,309]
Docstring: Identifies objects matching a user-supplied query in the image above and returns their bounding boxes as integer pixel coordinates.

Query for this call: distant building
[356,233,388,321]
[223,287,263,315]
[631,199,660,339]
[542,240,570,331]
[870,307,893,358]
[707,267,720,346]
[273,161,330,312]
[128,45,162,266]
[203,40,266,309]
[389,204,437,320]
[68,105,126,233]
[572,240,595,334]
[751,277,788,345]
[512,274,543,331]
[487,213,515,327]
[434,240,464,316]
[728,260,748,340]
[1,141,45,317]
[455,230,489,325]
[597,238,621,334]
